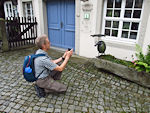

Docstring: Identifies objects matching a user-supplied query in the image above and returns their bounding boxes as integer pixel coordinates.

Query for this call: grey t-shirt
[34,49,58,79]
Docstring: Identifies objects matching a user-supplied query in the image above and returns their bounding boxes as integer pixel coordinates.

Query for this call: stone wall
[0,18,9,52]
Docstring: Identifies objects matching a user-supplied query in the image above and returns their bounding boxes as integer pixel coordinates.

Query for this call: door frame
[44,0,80,54]
[46,0,76,50]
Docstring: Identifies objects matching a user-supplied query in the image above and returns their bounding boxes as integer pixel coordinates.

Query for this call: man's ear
[41,44,45,49]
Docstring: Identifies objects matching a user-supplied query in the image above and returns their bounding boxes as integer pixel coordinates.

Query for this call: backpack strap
[36,68,46,79]
[34,54,46,57]
[26,55,31,67]
[34,53,46,79]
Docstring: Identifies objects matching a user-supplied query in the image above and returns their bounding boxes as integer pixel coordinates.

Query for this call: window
[23,2,34,20]
[102,0,143,41]
[4,1,18,18]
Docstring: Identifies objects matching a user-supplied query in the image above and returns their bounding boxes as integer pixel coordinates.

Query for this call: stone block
[93,58,150,88]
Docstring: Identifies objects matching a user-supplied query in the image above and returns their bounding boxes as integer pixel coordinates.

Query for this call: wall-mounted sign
[84,13,90,19]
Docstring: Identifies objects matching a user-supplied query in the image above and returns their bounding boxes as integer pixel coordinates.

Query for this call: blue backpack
[23,54,46,82]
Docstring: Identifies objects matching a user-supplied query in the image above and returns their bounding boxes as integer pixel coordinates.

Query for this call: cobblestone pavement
[0,47,150,113]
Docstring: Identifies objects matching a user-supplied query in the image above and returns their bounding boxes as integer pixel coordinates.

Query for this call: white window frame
[23,1,34,19]
[102,0,144,43]
[4,1,18,18]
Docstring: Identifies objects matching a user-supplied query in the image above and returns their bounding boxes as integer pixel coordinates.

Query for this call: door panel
[63,0,75,49]
[47,0,75,49]
[48,29,61,47]
[64,31,75,48]
[47,0,61,47]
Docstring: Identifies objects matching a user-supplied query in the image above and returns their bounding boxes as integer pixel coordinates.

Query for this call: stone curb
[92,58,150,88]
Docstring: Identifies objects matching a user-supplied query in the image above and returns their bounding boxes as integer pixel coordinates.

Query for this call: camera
[68,48,71,51]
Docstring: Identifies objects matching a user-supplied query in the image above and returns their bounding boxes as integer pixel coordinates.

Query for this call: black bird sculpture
[94,41,106,54]
[91,34,106,55]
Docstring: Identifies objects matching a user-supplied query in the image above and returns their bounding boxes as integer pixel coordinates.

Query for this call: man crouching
[34,34,73,97]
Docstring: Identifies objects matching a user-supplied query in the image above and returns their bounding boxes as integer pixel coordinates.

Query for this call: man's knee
[51,70,62,80]
[49,81,67,92]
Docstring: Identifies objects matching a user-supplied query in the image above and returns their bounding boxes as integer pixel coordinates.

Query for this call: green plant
[133,44,150,73]
[98,54,133,67]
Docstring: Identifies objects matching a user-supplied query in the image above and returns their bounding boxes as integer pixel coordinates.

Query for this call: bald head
[35,34,48,49]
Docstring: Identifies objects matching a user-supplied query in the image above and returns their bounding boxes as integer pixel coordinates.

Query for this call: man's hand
[66,49,73,59]
[54,49,73,72]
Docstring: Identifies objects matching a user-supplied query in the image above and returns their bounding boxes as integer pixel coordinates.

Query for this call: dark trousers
[36,70,67,93]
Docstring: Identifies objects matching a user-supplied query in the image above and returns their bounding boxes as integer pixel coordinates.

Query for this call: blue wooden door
[47,0,75,50]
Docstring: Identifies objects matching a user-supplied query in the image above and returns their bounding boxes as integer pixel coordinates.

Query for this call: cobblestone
[54,108,61,112]
[33,106,40,111]
[0,47,150,112]
[47,108,54,112]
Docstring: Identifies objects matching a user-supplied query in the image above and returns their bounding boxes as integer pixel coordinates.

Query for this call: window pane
[9,4,12,9]
[115,0,122,8]
[122,31,128,38]
[129,32,137,39]
[27,3,30,9]
[107,0,114,8]
[113,21,119,28]
[124,10,132,18]
[106,10,113,17]
[105,29,110,36]
[125,0,133,8]
[131,22,139,30]
[114,10,120,17]
[27,10,30,14]
[105,21,111,27]
[28,16,31,20]
[135,0,143,8]
[112,30,118,37]
[123,22,130,29]
[6,4,9,12]
[6,4,8,9]
[133,10,141,18]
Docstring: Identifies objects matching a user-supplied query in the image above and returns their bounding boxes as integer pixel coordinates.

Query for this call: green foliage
[134,61,150,72]
[98,44,150,73]
[98,54,133,67]
[133,44,150,73]
[135,44,144,62]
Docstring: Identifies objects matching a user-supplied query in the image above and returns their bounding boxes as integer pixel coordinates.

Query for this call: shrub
[133,44,150,73]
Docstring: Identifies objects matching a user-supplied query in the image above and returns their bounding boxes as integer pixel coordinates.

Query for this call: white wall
[75,0,81,55]
[78,0,150,61]
[142,14,150,55]
[17,0,47,37]
[17,0,150,61]
[78,0,98,58]
[104,42,136,61]
[33,0,45,36]
[17,0,23,17]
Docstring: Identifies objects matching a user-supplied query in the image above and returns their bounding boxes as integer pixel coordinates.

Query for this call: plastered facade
[16,0,150,61]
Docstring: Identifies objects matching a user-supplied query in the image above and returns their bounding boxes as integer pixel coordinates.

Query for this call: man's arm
[54,49,73,71]
[52,57,63,64]
[52,51,67,64]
